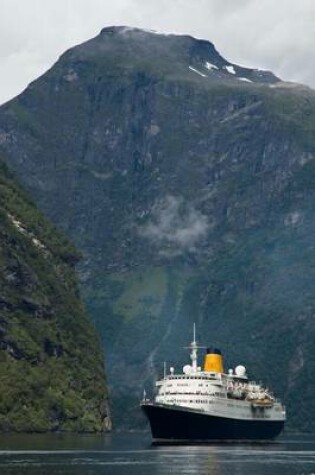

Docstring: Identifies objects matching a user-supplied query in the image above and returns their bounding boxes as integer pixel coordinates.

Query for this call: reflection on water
[0,433,315,474]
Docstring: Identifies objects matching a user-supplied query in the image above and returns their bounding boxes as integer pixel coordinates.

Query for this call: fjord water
[0,433,315,475]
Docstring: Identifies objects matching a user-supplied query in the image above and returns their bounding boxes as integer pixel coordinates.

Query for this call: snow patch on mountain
[189,66,207,77]
[205,62,218,71]
[225,65,236,75]
[238,77,253,83]
[118,26,187,38]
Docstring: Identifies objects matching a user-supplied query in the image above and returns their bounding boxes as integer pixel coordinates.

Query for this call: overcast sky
[1,0,314,105]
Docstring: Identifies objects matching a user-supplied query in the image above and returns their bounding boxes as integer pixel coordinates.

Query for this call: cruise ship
[141,326,286,441]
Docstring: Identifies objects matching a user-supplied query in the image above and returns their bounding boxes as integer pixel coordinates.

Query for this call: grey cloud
[1,0,315,104]
[139,196,209,255]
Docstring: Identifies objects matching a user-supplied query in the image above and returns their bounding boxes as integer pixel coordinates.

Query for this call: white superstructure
[151,327,286,422]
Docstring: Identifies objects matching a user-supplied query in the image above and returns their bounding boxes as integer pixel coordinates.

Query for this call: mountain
[0,160,110,432]
[0,26,314,430]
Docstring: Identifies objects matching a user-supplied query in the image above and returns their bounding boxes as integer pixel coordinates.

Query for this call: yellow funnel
[203,348,224,373]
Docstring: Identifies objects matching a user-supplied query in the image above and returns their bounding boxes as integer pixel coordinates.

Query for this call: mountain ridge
[54,25,280,86]
[0,26,314,430]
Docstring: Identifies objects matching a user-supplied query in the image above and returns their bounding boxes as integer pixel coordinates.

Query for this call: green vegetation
[0,161,110,432]
[113,268,167,319]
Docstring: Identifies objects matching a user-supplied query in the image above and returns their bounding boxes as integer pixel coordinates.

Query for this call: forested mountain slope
[0,161,110,431]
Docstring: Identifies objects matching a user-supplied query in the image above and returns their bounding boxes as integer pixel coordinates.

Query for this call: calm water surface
[0,432,314,475]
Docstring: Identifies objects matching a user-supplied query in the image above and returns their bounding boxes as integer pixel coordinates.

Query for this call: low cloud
[139,196,209,255]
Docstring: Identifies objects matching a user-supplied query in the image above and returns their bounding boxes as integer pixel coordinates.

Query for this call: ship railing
[165,374,221,381]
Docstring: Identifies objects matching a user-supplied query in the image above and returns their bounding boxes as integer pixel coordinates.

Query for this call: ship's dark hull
[141,403,285,441]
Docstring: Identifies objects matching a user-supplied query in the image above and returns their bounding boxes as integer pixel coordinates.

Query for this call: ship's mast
[190,322,198,373]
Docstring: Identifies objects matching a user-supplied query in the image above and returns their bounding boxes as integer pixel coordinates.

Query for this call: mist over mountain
[0,26,314,430]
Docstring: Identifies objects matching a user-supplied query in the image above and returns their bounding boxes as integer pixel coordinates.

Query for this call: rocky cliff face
[0,26,314,430]
[0,160,110,432]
